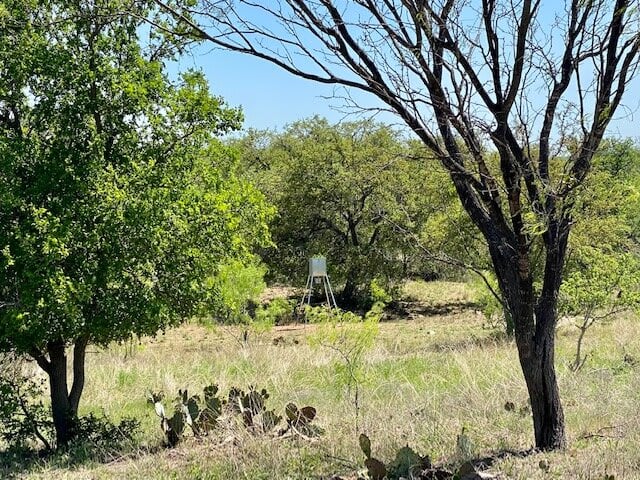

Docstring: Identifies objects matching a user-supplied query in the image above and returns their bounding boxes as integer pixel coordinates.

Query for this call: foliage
[236,118,448,305]
[467,139,640,338]
[209,259,267,323]
[367,278,392,307]
[559,140,640,369]
[149,384,319,446]
[0,0,272,444]
[470,272,512,334]
[254,298,297,327]
[307,304,381,432]
[0,354,53,451]
[172,0,640,450]
[0,354,138,457]
[64,413,140,462]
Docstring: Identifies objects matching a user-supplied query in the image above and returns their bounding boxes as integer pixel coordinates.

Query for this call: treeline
[231,118,640,318]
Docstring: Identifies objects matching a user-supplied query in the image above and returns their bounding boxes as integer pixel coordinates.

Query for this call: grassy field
[2,280,640,479]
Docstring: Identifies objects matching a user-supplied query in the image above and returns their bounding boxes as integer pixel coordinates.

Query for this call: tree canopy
[237,117,451,304]
[0,0,271,445]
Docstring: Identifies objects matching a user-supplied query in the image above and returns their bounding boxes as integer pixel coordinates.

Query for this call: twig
[323,454,359,469]
[578,424,626,441]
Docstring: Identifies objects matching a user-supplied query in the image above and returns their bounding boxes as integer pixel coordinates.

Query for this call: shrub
[211,259,267,323]
[0,353,54,451]
[254,298,296,326]
[64,413,140,462]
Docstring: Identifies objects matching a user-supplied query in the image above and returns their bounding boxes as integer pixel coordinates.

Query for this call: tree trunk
[340,278,358,308]
[47,341,75,447]
[492,239,567,451]
[516,326,566,450]
[36,337,89,448]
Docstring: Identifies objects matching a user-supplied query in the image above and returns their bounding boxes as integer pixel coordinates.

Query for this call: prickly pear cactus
[197,384,222,434]
[358,433,430,480]
[226,386,279,431]
[358,433,387,480]
[261,410,282,431]
[284,403,320,436]
[174,389,207,436]
[204,385,222,415]
[165,409,185,447]
[149,384,295,445]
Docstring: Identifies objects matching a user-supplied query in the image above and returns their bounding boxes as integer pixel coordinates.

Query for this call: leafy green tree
[238,117,440,306]
[159,0,640,450]
[0,0,271,446]
[469,140,640,337]
[560,139,640,370]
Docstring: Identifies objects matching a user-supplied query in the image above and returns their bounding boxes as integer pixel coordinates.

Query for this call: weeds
[0,353,54,451]
[2,281,640,479]
[307,303,381,433]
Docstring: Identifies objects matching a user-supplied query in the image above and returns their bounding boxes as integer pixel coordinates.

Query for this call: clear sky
[174,46,401,132]
[173,29,640,140]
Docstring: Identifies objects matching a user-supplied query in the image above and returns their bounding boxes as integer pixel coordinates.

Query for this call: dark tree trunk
[518,323,566,450]
[505,297,566,450]
[31,337,89,448]
[340,278,358,309]
[47,341,75,447]
[492,225,569,451]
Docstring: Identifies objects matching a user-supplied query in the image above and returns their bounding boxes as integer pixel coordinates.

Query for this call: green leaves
[0,1,272,353]
[561,141,640,319]
[236,117,445,303]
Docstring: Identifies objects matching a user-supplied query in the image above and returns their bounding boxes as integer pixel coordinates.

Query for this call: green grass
[2,280,640,479]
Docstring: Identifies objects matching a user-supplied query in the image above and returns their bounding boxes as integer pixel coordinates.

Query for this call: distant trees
[560,139,640,370]
[236,117,457,306]
[159,0,640,450]
[0,0,270,446]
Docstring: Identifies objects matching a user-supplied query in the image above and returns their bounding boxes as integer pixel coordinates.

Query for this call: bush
[210,259,267,323]
[254,297,297,326]
[67,413,139,455]
[0,354,139,458]
[0,353,54,451]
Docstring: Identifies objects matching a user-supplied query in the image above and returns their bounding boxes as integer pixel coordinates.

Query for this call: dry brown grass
[3,281,640,479]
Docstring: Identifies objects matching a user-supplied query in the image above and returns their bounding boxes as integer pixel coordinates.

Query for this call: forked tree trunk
[32,337,89,448]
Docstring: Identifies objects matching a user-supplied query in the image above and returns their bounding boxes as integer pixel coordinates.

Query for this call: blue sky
[174,47,400,132]
[172,23,640,140]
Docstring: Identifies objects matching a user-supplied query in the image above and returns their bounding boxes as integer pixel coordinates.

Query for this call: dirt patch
[259,284,302,303]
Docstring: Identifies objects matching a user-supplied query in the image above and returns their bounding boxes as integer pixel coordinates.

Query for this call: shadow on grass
[388,300,481,319]
[428,330,514,352]
[0,438,162,479]
[466,447,537,470]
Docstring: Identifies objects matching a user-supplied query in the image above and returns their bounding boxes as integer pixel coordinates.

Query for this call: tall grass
[3,281,640,479]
